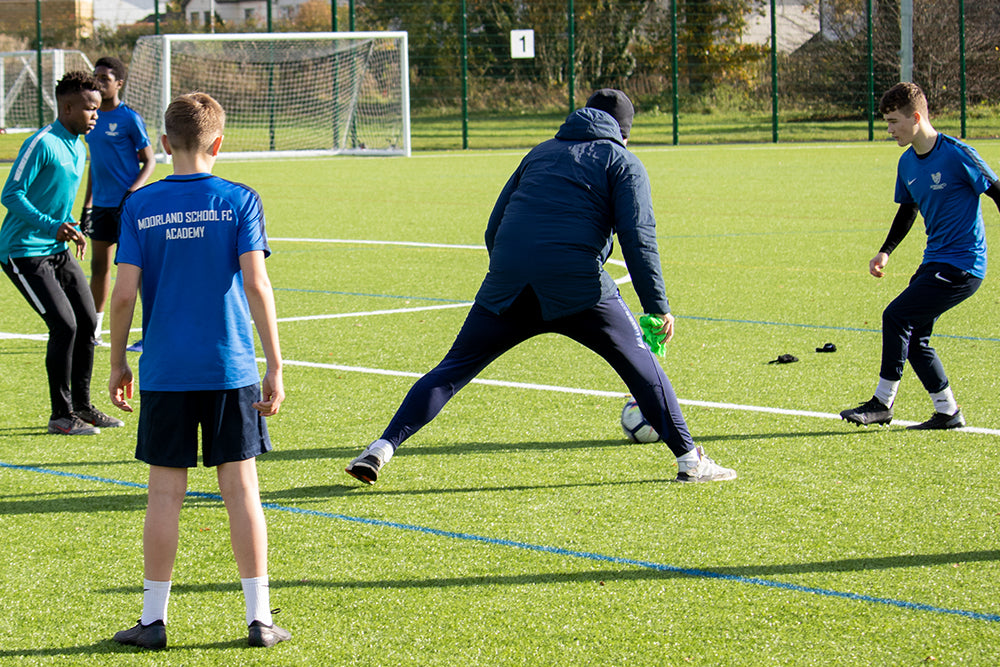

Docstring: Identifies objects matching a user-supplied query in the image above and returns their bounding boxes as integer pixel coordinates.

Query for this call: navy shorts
[136,384,271,468]
[88,206,121,243]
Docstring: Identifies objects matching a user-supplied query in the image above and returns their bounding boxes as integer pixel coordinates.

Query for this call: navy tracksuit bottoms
[880,262,981,393]
[380,287,695,457]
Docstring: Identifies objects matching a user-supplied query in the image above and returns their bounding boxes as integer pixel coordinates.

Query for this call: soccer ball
[620,398,660,443]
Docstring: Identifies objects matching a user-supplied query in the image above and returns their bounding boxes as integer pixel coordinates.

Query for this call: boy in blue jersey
[82,57,155,348]
[841,82,1000,429]
[108,93,288,649]
[0,71,123,436]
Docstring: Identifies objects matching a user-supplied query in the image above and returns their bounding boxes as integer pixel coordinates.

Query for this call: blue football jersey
[117,173,271,391]
[85,103,150,207]
[894,134,997,278]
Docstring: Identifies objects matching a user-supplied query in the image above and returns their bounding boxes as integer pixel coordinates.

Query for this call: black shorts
[88,206,121,243]
[136,384,271,468]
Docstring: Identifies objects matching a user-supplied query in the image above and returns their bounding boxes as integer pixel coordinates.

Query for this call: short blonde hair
[164,92,226,153]
[879,82,929,118]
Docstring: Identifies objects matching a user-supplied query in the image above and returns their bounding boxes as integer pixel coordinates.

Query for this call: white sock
[874,378,900,408]
[242,576,272,626]
[94,311,105,338]
[676,447,700,473]
[140,579,171,626]
[930,387,958,415]
[368,439,394,464]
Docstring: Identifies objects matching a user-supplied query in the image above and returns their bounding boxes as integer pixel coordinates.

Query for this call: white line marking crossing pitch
[278,302,473,323]
[269,238,634,285]
[270,237,485,250]
[266,357,1000,436]
[0,328,994,434]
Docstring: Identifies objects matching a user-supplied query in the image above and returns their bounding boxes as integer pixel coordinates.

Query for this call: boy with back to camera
[108,92,289,649]
[81,56,155,348]
[840,82,1000,429]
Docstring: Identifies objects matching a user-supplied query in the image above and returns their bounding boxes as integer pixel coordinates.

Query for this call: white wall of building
[93,0,155,29]
[182,0,301,26]
[743,0,822,53]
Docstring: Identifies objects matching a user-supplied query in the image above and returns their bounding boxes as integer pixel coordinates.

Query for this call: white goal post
[1,50,94,131]
[125,32,410,160]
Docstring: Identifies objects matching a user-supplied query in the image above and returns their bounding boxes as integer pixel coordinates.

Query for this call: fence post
[567,0,575,115]
[671,0,678,145]
[770,0,777,143]
[154,0,161,35]
[900,0,913,81]
[461,0,469,149]
[35,0,43,128]
[866,0,874,140]
[959,0,967,139]
[331,0,337,31]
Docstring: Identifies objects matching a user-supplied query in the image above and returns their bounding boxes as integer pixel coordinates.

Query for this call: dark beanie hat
[585,89,634,139]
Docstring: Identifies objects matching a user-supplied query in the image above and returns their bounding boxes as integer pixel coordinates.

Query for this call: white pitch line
[0,332,48,341]
[278,302,472,323]
[607,258,633,285]
[1,327,995,434]
[268,357,1000,436]
[270,238,635,285]
[270,237,485,250]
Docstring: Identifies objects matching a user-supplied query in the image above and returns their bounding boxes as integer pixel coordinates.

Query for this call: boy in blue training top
[81,56,155,347]
[108,92,289,649]
[0,71,122,435]
[841,82,1000,430]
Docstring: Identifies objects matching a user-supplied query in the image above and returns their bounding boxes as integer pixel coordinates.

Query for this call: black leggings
[3,251,97,418]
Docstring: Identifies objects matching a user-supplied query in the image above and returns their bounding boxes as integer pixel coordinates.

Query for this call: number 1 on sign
[510,30,535,59]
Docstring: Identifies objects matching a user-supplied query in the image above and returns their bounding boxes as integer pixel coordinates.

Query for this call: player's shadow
[0,637,256,658]
[263,439,641,463]
[0,643,113,659]
[9,457,139,468]
[283,548,1000,590]
[693,429,863,443]
[0,491,144,515]
[265,475,681,502]
[0,426,53,437]
[93,549,1000,598]
[267,428,855,465]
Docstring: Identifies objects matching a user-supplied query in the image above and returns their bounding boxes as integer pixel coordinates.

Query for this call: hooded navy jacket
[474,107,669,320]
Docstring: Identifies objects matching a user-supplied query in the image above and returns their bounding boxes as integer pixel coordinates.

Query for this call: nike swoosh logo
[907,178,917,186]
[934,272,952,283]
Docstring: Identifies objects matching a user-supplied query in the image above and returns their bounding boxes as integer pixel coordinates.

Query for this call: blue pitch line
[678,314,1000,343]
[3,461,999,624]
[276,285,999,343]
[273,287,469,304]
[658,227,888,240]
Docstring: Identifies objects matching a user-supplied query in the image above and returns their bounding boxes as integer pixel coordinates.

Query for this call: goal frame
[127,32,410,161]
[1,50,94,131]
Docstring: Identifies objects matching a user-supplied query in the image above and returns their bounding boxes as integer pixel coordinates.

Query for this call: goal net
[1,50,94,131]
[126,32,410,160]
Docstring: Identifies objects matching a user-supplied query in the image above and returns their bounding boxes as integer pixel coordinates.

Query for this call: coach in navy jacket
[478,105,668,319]
[345,89,736,486]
